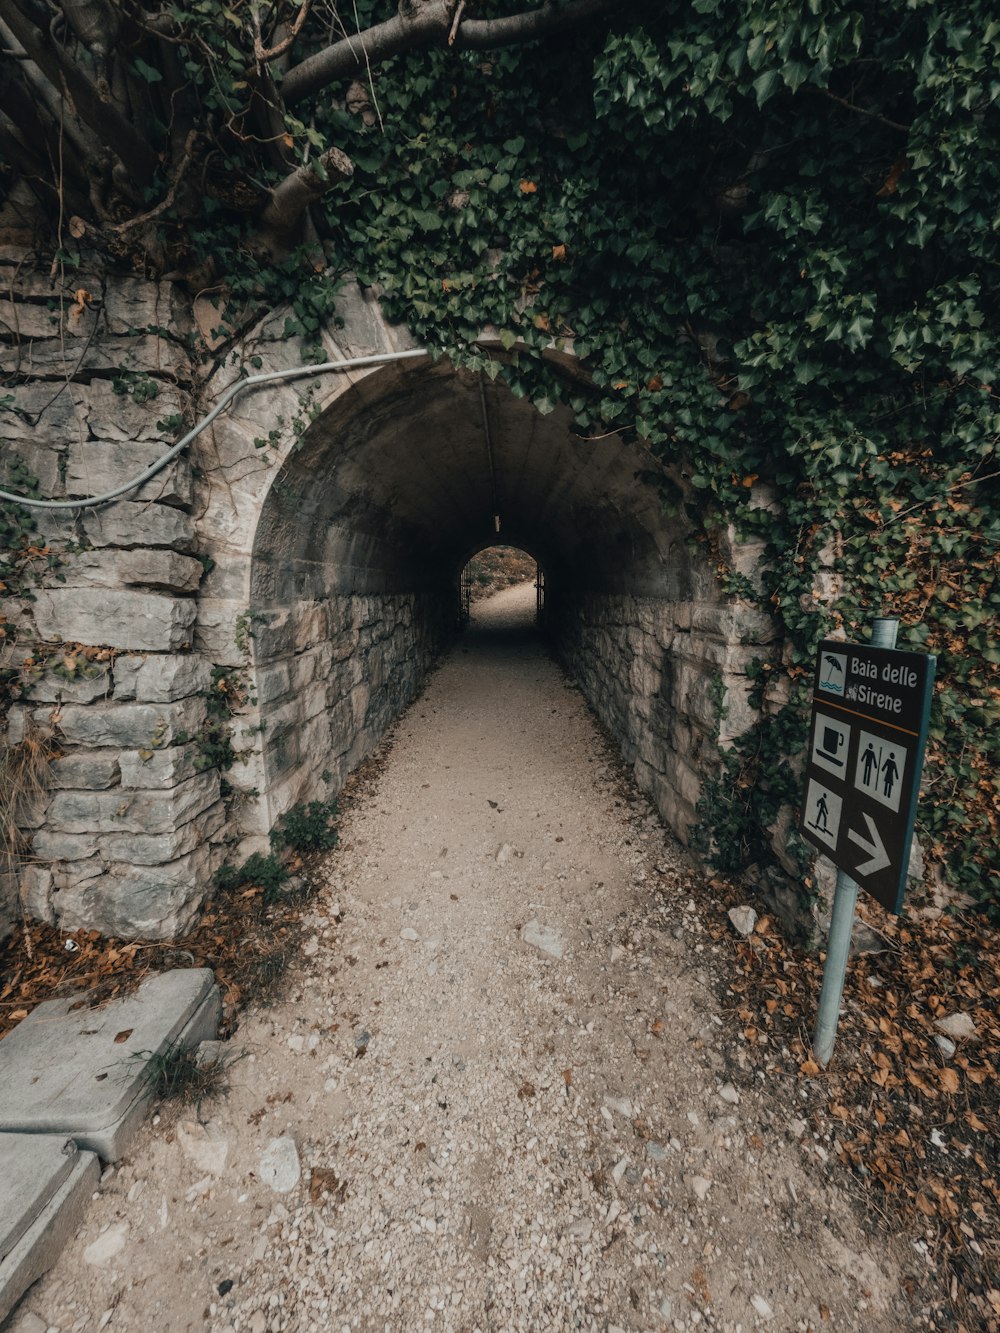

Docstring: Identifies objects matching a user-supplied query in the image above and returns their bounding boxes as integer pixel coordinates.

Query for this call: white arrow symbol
[848,813,891,877]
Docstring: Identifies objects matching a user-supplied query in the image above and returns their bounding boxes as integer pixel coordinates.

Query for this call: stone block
[29,668,111,705]
[0,334,189,381]
[290,644,332,692]
[256,661,291,705]
[112,655,141,700]
[671,660,722,733]
[133,653,213,703]
[63,439,191,507]
[82,501,195,550]
[0,298,64,339]
[31,587,196,652]
[71,377,187,442]
[32,830,100,861]
[59,550,204,594]
[193,598,247,665]
[51,856,103,890]
[0,439,63,499]
[19,865,54,923]
[718,677,759,744]
[0,872,15,944]
[102,277,193,338]
[689,602,778,646]
[99,800,225,865]
[48,695,205,748]
[0,1138,100,1325]
[46,771,219,835]
[0,380,78,443]
[89,850,211,939]
[0,968,220,1159]
[119,743,201,789]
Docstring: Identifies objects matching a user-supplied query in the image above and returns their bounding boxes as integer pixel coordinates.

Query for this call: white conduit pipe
[0,347,429,510]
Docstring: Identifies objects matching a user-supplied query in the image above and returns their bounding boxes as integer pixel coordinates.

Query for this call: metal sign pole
[812,616,899,1067]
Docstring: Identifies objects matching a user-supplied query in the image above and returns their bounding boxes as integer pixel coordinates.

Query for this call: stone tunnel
[3,273,779,940]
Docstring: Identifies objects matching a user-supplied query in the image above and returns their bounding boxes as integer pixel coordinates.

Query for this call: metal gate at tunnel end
[457,562,545,627]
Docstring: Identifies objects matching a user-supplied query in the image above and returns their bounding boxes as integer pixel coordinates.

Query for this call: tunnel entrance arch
[238,353,770,854]
[458,545,542,626]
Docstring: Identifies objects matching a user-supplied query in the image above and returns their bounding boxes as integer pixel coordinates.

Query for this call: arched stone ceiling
[251,358,693,603]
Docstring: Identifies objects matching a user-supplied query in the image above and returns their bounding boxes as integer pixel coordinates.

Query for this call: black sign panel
[798,639,936,913]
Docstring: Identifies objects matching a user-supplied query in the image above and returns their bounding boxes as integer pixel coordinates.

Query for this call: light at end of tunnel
[494,513,501,533]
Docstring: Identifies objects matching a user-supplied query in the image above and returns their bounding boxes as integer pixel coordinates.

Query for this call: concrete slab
[0,1137,99,1324]
[0,1136,77,1265]
[0,969,221,1161]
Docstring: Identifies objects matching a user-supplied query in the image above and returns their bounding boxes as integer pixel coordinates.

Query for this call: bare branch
[447,0,466,46]
[254,0,312,64]
[819,88,909,134]
[282,0,618,107]
[110,130,198,234]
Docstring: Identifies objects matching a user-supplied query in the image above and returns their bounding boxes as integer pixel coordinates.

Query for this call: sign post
[800,618,936,1065]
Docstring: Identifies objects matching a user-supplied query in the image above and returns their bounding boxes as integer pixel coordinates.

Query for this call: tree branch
[282,0,617,106]
[254,0,312,64]
[60,0,121,97]
[110,130,198,234]
[258,145,355,245]
[819,88,909,134]
[2,0,158,185]
[456,0,618,48]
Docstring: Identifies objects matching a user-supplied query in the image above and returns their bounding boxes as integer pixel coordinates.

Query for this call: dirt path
[8,583,917,1333]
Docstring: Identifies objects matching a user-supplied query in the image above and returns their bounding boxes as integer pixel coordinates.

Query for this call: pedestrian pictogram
[798,637,935,914]
[803,779,842,851]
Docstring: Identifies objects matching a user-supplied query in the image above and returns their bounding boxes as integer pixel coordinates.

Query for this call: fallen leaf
[113,1028,133,1044]
[309,1167,342,1203]
[939,1067,960,1093]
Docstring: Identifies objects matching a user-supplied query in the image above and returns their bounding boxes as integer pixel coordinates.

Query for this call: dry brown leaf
[938,1066,960,1093]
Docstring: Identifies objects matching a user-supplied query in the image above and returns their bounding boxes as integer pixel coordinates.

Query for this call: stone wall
[1,250,218,941]
[553,592,779,844]
[246,590,452,833]
[1,248,796,943]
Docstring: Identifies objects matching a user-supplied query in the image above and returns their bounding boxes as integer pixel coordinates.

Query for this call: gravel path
[8,583,916,1333]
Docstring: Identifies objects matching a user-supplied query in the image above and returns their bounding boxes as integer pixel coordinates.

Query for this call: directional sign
[798,638,936,913]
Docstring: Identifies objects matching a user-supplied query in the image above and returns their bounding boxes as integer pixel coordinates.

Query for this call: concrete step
[0,1136,99,1324]
[0,968,221,1161]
